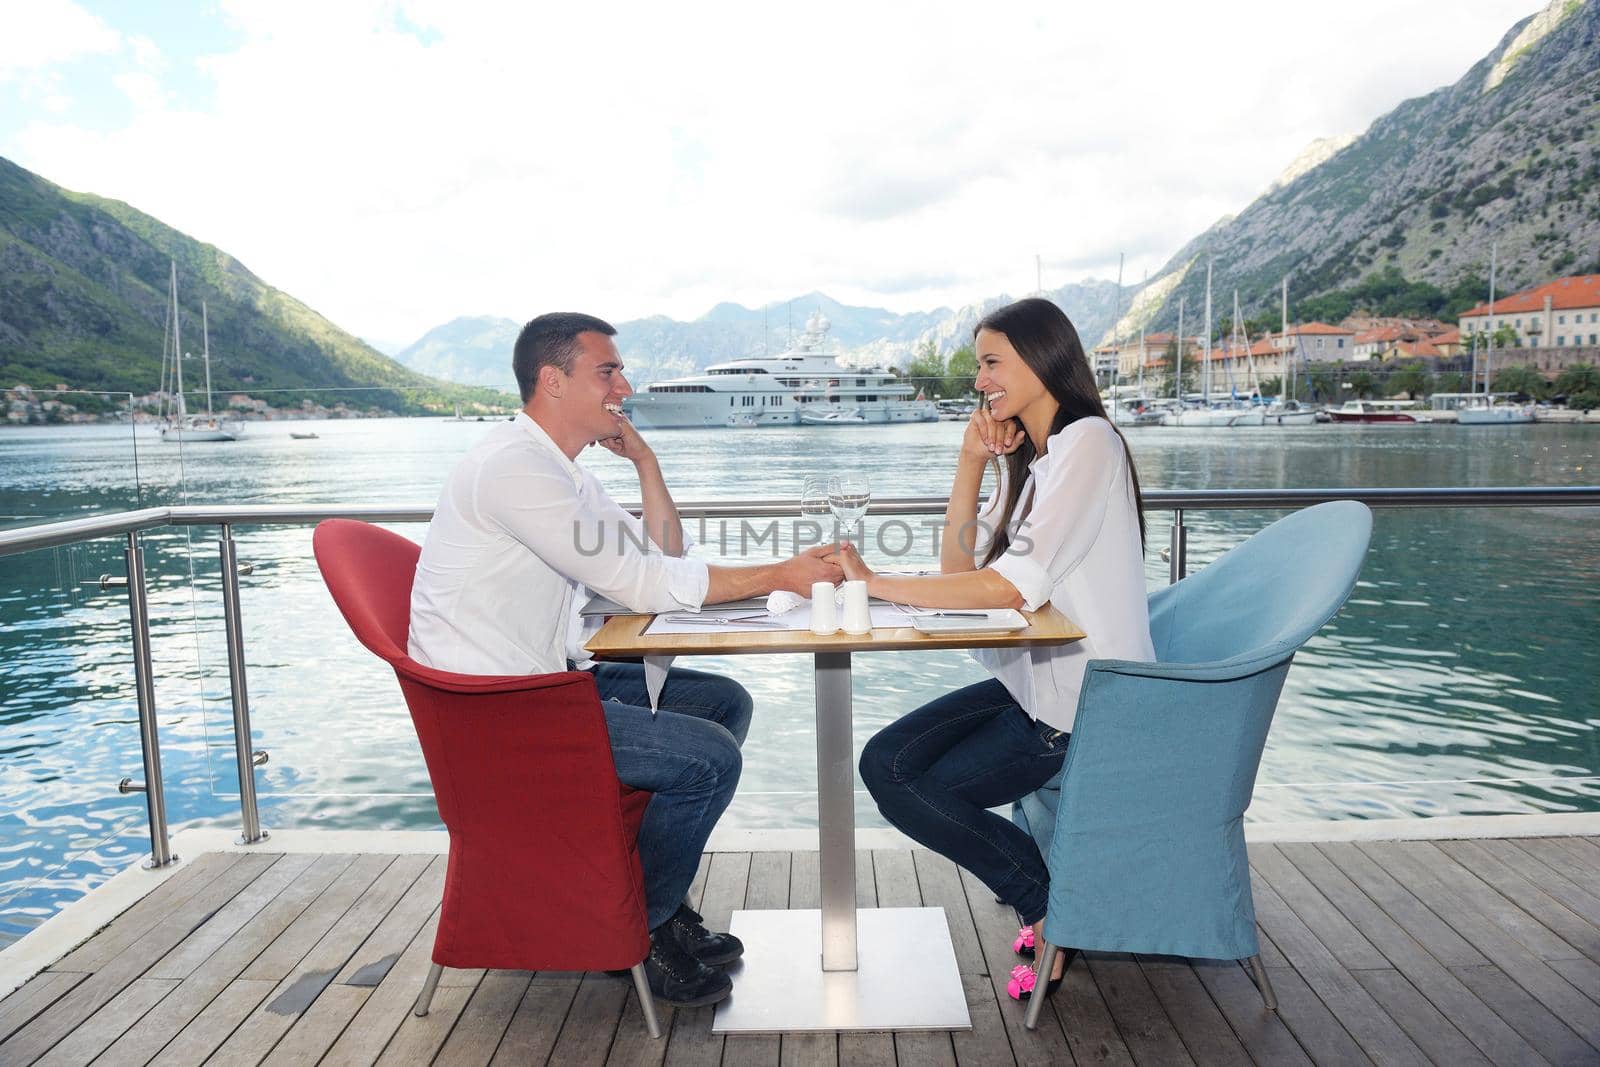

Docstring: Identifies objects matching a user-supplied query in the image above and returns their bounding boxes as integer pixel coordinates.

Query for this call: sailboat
[1266,277,1318,425]
[157,262,241,442]
[1163,264,1259,426]
[1457,243,1534,426]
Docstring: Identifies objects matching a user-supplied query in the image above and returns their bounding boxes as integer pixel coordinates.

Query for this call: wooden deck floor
[2,836,1599,1065]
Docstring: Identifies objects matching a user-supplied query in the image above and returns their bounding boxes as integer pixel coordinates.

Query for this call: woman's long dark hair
[976,297,1146,565]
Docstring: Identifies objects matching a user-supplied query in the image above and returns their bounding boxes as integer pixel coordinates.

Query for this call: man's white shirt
[408,412,708,676]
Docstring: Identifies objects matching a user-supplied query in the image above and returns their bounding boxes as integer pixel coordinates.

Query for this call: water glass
[828,474,870,542]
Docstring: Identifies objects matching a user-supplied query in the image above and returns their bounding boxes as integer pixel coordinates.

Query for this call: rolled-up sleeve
[477,457,708,614]
[988,424,1122,612]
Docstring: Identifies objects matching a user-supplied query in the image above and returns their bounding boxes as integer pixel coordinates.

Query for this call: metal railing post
[219,524,269,844]
[122,531,176,869]
[1168,508,1187,584]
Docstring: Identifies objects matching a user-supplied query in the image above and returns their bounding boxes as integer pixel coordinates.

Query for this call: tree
[1434,371,1466,394]
[1347,370,1374,399]
[905,342,947,398]
[1555,362,1600,397]
[944,345,978,398]
[1308,366,1337,401]
[1489,324,1520,350]
[1491,364,1548,399]
[1259,376,1283,398]
[1386,361,1432,399]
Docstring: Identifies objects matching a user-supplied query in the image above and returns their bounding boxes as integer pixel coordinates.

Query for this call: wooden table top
[585,603,1085,658]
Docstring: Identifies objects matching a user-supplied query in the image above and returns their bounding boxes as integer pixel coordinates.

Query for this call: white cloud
[0,0,121,80]
[4,0,1547,344]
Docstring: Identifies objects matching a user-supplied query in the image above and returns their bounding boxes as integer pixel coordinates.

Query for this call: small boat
[290,431,320,440]
[1326,400,1431,424]
[1454,394,1534,425]
[799,407,867,425]
[1265,400,1319,426]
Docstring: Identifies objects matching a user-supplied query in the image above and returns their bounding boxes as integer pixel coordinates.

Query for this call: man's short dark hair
[513,312,617,402]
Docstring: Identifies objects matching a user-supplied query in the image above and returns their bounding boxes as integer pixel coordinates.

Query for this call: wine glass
[800,475,831,522]
[827,473,870,543]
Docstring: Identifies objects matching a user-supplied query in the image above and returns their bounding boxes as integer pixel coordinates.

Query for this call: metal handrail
[4,486,1599,557]
[4,484,1598,873]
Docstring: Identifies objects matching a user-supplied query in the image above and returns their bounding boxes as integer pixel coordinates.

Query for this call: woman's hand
[826,541,876,582]
[961,407,1025,464]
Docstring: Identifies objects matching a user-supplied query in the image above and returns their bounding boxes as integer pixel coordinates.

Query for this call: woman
[829,297,1153,1001]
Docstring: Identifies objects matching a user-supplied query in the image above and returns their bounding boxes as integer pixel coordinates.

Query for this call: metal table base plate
[711,907,972,1034]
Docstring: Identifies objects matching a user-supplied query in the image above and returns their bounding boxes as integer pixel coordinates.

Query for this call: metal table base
[712,907,971,1033]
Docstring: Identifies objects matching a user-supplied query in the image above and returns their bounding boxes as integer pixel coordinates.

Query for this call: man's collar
[514,411,583,487]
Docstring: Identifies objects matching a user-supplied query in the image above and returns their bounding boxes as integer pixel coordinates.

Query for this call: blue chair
[1016,500,1372,1029]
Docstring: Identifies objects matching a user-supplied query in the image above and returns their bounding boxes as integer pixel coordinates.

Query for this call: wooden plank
[1251,844,1389,971]
[1,851,280,1066]
[1497,839,1600,924]
[911,850,987,975]
[147,853,319,979]
[1083,953,1197,1066]
[951,972,1023,1067]
[1315,842,1485,967]
[0,972,88,1045]
[1134,955,1250,1066]
[779,1031,838,1066]
[1276,842,1544,1066]
[372,982,474,1066]
[1399,841,1584,962]
[328,856,447,987]
[871,848,919,908]
[1438,839,1600,964]
[97,854,358,1066]
[1054,955,1136,1067]
[687,853,711,913]
[432,970,534,1066]
[956,865,1077,1066]
[1547,956,1600,1004]
[239,853,396,981]
[1351,970,1490,1067]
[1249,870,1430,1066]
[50,851,241,973]
[260,985,370,1067]
[1189,960,1312,1067]
[1509,837,1600,896]
[1359,841,1600,1049]
[209,854,432,1064]
[723,851,787,1067]
[856,847,876,910]
[1254,962,1373,1066]
[33,977,175,1066]
[489,972,583,1067]
[662,851,750,1067]
[604,978,674,1067]
[149,979,276,1067]
[789,850,818,910]
[837,1030,895,1067]
[1451,964,1597,1066]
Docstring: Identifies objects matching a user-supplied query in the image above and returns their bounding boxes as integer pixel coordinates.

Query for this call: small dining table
[586,603,1085,1034]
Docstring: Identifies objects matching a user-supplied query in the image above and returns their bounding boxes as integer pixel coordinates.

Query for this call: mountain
[0,156,510,410]
[395,280,1136,388]
[1122,0,1600,336]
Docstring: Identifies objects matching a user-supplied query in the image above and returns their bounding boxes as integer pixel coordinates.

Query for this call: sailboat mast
[1485,242,1497,395]
[170,261,185,418]
[1175,298,1185,402]
[1137,269,1147,397]
[1202,261,1213,405]
[1111,252,1124,396]
[1282,277,1291,400]
[202,300,214,418]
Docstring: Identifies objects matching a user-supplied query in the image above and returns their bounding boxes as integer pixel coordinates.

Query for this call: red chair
[312,519,660,1037]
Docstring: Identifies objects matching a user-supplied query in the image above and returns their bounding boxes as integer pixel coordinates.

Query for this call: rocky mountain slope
[1125,0,1600,335]
[0,156,505,409]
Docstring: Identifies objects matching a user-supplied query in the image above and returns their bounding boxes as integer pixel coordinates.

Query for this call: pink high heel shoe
[1011,925,1035,958]
[1007,961,1065,1002]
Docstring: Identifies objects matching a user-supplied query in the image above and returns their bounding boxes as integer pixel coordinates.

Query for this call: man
[409,312,839,1008]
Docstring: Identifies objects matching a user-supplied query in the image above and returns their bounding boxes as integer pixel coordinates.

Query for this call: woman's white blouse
[973,416,1154,732]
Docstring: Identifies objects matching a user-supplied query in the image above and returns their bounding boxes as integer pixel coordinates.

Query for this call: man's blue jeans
[859,678,1068,925]
[590,662,752,931]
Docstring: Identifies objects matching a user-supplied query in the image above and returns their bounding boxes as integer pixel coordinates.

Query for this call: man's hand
[777,544,844,594]
[594,415,656,466]
[826,542,875,583]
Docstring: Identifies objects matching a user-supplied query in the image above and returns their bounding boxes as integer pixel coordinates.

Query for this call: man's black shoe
[668,902,745,967]
[644,923,732,1008]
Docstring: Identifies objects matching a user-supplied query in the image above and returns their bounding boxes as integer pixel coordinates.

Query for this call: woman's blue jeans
[859,678,1068,925]
[589,662,752,931]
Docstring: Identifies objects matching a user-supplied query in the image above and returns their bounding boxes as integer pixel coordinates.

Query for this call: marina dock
[2,821,1598,1065]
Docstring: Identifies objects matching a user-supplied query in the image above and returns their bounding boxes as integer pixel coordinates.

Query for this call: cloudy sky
[1,0,1545,348]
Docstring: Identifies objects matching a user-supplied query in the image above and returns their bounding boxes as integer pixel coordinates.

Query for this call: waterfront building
[1458,273,1600,349]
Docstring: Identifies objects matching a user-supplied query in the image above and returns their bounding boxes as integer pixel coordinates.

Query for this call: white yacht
[623,311,938,429]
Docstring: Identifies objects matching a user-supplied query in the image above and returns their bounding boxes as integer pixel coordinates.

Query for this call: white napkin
[645,655,672,715]
[766,590,806,615]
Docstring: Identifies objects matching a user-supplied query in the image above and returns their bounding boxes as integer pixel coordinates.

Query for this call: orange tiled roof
[1458,274,1600,318]
[1428,326,1461,345]
[1353,326,1405,344]
[1289,322,1355,336]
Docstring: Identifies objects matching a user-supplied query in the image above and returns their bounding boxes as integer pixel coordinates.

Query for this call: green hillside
[0,156,512,413]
